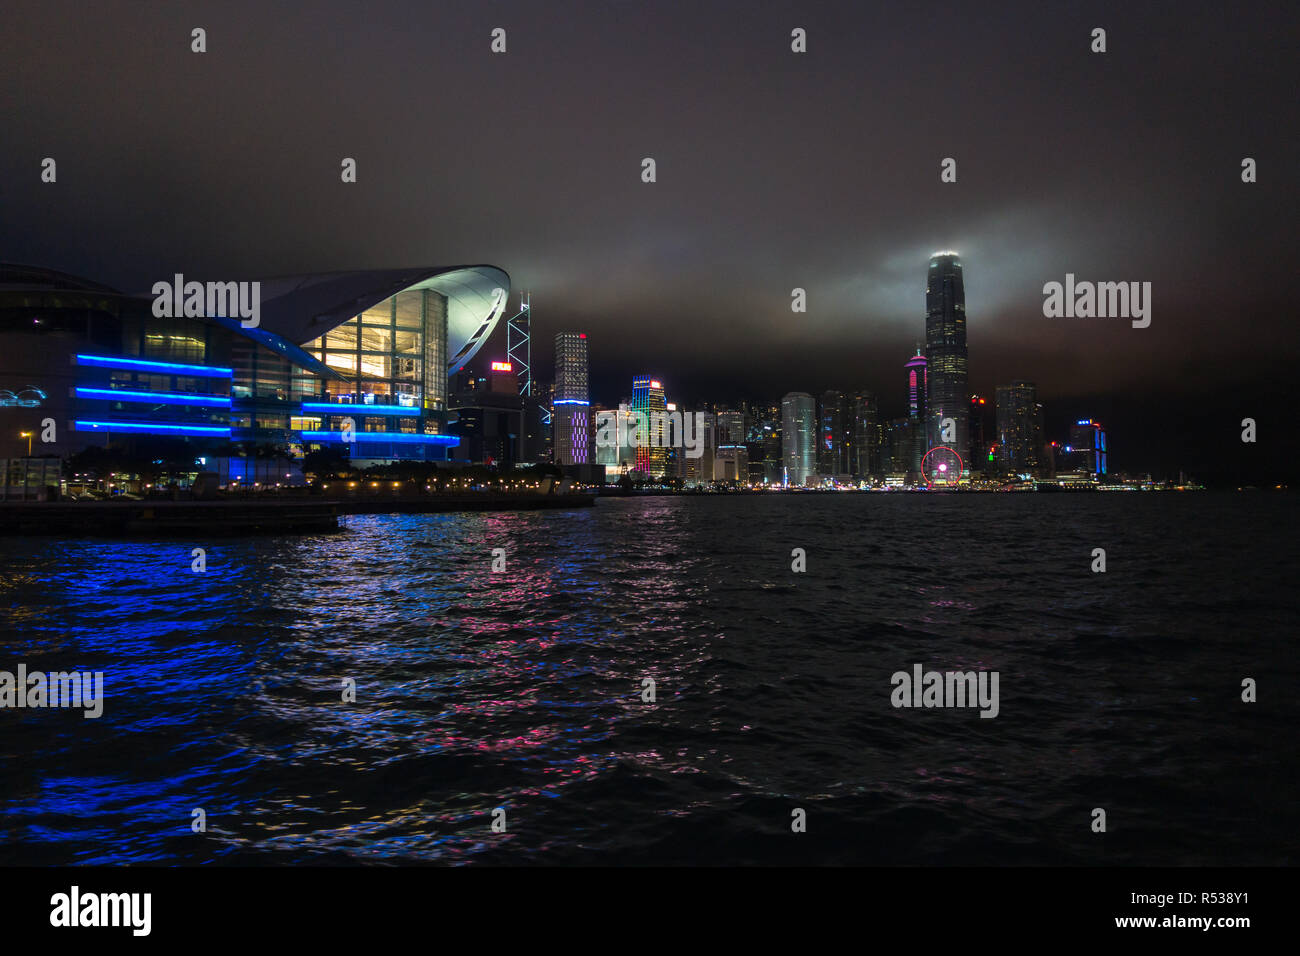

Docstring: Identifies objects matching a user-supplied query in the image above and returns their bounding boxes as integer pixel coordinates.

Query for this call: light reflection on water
[0,494,1295,864]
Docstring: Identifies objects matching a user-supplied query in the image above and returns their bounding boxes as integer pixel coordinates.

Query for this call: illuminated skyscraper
[781,391,817,486]
[1067,419,1107,479]
[925,252,969,473]
[906,349,927,419]
[817,390,849,478]
[506,292,531,395]
[745,401,783,483]
[969,393,992,472]
[995,380,1041,476]
[553,331,589,465]
[677,408,714,484]
[849,391,879,478]
[530,379,553,462]
[715,408,745,446]
[1035,401,1047,476]
[630,376,667,476]
[714,408,746,482]
[590,402,620,469]
[905,350,928,472]
[886,417,917,478]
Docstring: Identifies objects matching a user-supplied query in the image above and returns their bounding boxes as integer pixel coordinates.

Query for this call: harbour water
[0,493,1295,865]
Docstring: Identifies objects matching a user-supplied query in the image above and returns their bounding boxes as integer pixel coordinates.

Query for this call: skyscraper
[904,350,928,473]
[714,408,746,483]
[906,350,927,419]
[529,379,553,462]
[995,381,1041,476]
[925,252,969,473]
[1034,401,1048,477]
[553,331,589,465]
[715,408,746,446]
[818,390,848,477]
[746,401,783,484]
[849,391,879,478]
[677,408,714,484]
[1067,419,1107,479]
[590,401,620,470]
[506,292,531,395]
[969,393,992,472]
[781,392,817,486]
[630,376,667,476]
[885,417,917,480]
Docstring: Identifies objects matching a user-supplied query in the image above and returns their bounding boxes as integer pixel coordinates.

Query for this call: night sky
[3,1,1296,481]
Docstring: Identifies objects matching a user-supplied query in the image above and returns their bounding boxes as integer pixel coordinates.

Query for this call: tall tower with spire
[506,292,531,396]
[924,252,969,473]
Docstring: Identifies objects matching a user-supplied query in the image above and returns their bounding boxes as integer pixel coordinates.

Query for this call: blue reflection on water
[1,495,1296,864]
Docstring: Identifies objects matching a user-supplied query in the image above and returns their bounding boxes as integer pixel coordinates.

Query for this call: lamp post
[19,431,32,456]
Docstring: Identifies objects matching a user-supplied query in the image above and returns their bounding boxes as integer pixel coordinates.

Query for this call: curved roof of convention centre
[251,265,510,373]
[0,263,511,376]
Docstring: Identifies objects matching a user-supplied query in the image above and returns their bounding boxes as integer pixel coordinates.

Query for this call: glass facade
[630,376,667,476]
[996,381,1043,476]
[925,253,969,474]
[781,391,817,486]
[554,332,589,465]
[303,290,445,410]
[818,390,847,476]
[71,291,452,458]
[297,287,453,459]
[1068,420,1108,477]
[850,391,879,479]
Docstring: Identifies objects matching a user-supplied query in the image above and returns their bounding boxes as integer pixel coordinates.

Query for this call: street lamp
[19,431,32,456]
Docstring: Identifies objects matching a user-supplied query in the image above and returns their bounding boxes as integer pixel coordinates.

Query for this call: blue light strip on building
[299,402,421,416]
[553,399,590,405]
[75,421,232,436]
[300,431,459,446]
[75,354,233,377]
[76,387,232,407]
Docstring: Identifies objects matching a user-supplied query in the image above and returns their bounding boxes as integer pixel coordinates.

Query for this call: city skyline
[499,252,1195,484]
[0,246,1263,487]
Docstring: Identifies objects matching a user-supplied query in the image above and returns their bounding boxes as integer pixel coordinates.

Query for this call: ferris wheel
[921,446,963,488]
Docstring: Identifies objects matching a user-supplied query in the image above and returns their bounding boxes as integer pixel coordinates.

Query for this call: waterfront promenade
[0,493,595,536]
